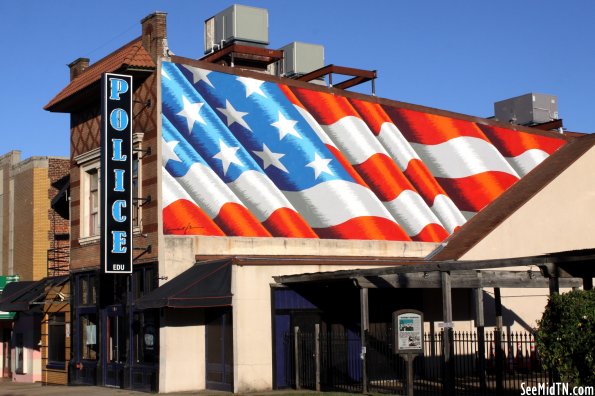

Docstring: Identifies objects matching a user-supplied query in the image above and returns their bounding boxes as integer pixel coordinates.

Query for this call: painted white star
[183,65,214,87]
[162,139,181,165]
[216,100,252,131]
[161,68,171,80]
[306,153,333,179]
[236,76,266,98]
[177,96,206,133]
[213,140,243,176]
[271,112,300,140]
[253,144,288,173]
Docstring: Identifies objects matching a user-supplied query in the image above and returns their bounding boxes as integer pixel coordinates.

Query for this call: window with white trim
[76,149,100,241]
[88,168,99,237]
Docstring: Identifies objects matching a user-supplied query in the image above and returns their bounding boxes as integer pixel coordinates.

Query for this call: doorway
[1,328,11,378]
[103,305,125,388]
[206,308,233,391]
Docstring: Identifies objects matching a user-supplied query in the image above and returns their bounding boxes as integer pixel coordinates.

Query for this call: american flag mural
[161,61,566,242]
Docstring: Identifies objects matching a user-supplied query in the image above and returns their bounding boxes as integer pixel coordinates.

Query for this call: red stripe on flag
[278,84,303,108]
[290,87,361,125]
[386,107,489,145]
[436,171,518,212]
[478,124,566,157]
[163,199,225,236]
[349,98,390,135]
[214,202,272,237]
[411,223,450,242]
[314,216,412,241]
[403,159,450,206]
[326,145,369,187]
[353,153,414,201]
[262,207,319,238]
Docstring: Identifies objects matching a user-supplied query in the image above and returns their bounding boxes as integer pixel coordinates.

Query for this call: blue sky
[1,1,594,159]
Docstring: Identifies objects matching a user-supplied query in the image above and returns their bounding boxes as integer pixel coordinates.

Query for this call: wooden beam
[296,64,377,83]
[352,271,582,289]
[334,76,372,90]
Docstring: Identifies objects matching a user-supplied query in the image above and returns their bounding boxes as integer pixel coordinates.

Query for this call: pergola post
[494,287,503,394]
[441,271,454,395]
[474,287,487,393]
[583,276,593,291]
[359,287,369,394]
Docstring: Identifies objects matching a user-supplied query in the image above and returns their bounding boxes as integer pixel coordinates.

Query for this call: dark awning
[136,259,232,309]
[0,276,68,312]
[51,176,70,220]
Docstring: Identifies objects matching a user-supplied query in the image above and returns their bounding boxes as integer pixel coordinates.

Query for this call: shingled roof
[44,37,155,112]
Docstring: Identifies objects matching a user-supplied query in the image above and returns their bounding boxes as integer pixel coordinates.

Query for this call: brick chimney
[68,58,90,81]
[141,12,168,62]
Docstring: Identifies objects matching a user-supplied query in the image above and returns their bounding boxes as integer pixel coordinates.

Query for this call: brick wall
[48,158,70,276]
[0,155,69,280]
[41,282,70,385]
[12,163,36,280]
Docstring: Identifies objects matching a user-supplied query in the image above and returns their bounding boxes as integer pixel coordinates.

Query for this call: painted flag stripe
[437,171,519,213]
[213,202,272,237]
[377,122,421,171]
[226,170,316,237]
[290,87,361,125]
[346,101,466,232]
[478,124,566,157]
[349,97,390,135]
[410,136,520,179]
[162,169,225,236]
[505,149,550,176]
[383,190,448,241]
[430,194,467,234]
[282,179,407,235]
[387,107,491,145]
[313,216,410,241]
[262,208,319,238]
[290,87,448,241]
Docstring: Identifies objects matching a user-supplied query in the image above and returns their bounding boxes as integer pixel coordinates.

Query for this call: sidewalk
[0,382,225,396]
[0,382,327,396]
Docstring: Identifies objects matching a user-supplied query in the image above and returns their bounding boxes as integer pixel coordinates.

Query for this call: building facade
[43,7,588,394]
[0,151,70,383]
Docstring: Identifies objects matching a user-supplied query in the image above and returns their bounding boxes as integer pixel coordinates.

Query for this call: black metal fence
[283,327,552,395]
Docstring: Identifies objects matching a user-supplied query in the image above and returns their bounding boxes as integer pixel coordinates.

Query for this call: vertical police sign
[101,73,133,274]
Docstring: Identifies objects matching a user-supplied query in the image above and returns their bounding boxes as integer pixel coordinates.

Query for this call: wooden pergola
[273,250,593,394]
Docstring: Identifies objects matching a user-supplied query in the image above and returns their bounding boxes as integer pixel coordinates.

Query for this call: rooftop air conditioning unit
[204,4,269,54]
[280,42,324,78]
[494,93,559,126]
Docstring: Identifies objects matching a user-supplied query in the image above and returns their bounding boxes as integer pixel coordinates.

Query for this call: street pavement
[0,382,323,396]
[0,381,227,396]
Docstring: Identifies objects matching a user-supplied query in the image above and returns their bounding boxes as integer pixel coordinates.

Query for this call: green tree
[536,289,595,385]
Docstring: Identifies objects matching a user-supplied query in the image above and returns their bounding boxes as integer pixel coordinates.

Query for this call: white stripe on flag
[226,170,297,222]
[174,162,243,218]
[383,190,442,237]
[505,149,549,176]
[377,122,420,171]
[282,180,397,229]
[411,136,520,179]
[430,194,467,233]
